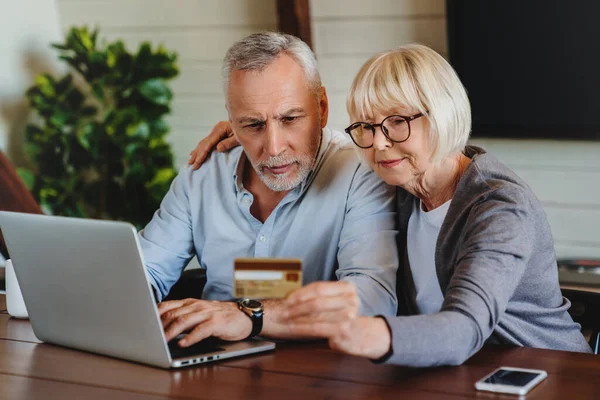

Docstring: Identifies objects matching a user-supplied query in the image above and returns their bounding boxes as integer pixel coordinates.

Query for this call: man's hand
[283,281,392,359]
[188,121,241,170]
[158,299,251,347]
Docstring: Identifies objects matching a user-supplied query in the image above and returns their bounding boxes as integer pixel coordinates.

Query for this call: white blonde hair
[346,44,471,163]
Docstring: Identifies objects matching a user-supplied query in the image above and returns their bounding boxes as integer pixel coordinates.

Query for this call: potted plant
[18,26,179,229]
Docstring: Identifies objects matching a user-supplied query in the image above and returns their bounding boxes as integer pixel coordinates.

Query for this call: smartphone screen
[483,369,542,387]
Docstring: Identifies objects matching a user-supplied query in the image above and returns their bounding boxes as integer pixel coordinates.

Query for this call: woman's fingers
[190,137,220,169]
[287,281,357,304]
[189,121,233,169]
[283,282,359,339]
[285,292,357,320]
[216,135,240,152]
[286,320,348,338]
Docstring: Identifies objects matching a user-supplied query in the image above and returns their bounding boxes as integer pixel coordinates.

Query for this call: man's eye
[245,122,264,130]
[283,116,298,123]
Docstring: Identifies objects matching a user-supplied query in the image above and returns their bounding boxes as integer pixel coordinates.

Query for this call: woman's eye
[390,117,407,126]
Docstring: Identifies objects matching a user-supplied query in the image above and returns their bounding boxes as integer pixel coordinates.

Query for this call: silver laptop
[0,211,275,368]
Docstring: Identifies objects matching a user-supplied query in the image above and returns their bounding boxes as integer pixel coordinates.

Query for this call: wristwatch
[237,298,264,339]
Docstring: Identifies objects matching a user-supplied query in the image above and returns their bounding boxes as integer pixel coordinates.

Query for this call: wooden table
[561,283,600,294]
[0,295,599,399]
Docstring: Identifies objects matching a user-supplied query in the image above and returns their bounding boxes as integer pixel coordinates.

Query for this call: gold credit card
[234,258,302,299]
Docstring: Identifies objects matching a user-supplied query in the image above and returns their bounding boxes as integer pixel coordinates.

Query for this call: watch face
[243,299,262,309]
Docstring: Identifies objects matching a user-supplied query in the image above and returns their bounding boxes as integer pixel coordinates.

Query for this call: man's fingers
[164,311,211,342]
[216,136,240,152]
[157,298,197,315]
[157,299,188,316]
[160,303,200,328]
[178,320,216,347]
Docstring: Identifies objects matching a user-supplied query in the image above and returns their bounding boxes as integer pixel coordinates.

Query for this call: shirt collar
[298,126,332,193]
[232,149,246,194]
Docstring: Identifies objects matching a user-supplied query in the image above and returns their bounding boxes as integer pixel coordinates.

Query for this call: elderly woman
[190,44,591,366]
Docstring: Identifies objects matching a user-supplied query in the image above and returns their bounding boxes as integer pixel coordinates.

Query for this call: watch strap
[238,299,264,340]
[247,309,263,339]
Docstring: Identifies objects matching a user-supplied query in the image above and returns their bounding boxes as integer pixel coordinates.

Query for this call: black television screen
[447,0,600,140]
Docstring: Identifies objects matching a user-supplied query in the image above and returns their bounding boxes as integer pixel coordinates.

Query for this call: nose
[264,123,287,157]
[372,125,392,150]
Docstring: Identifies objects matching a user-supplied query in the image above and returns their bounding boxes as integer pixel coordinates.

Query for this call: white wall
[57,0,277,167]
[311,0,447,129]
[54,0,600,259]
[312,0,600,259]
[0,0,64,163]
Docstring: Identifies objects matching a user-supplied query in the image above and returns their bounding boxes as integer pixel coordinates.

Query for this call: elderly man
[140,32,397,347]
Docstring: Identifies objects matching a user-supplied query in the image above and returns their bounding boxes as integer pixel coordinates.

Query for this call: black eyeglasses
[344,112,426,149]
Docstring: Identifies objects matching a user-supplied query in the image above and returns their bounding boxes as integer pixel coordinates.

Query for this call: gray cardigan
[383,146,591,367]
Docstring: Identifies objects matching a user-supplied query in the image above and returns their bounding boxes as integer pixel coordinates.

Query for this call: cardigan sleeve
[381,188,534,367]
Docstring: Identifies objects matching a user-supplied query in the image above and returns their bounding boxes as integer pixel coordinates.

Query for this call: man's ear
[319,86,329,128]
[227,109,238,139]
[229,118,239,140]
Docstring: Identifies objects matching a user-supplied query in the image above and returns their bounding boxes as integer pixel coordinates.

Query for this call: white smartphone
[474,366,547,396]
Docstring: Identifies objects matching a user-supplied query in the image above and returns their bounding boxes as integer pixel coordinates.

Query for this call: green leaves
[147,168,177,204]
[138,79,173,105]
[23,25,179,228]
[126,121,150,138]
[16,168,35,191]
[76,123,95,151]
[147,168,176,189]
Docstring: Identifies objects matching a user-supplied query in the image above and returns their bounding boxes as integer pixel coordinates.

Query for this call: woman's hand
[283,281,392,359]
[188,121,240,169]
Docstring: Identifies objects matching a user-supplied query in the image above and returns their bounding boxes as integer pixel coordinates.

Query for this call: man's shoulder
[324,127,356,152]
[319,127,361,168]
[309,127,389,196]
[181,147,243,183]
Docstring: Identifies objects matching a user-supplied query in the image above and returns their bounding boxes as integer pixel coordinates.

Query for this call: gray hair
[222,32,322,102]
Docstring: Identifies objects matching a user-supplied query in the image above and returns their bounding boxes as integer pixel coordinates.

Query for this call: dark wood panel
[277,0,312,49]
[0,372,166,400]
[0,295,5,313]
[0,151,43,258]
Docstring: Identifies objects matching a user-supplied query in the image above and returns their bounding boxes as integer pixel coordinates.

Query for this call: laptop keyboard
[168,337,226,359]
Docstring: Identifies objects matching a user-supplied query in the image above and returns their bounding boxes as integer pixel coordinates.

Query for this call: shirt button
[259,235,266,242]
[243,198,251,204]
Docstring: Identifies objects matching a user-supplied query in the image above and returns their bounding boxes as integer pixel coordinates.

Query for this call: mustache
[257,156,299,169]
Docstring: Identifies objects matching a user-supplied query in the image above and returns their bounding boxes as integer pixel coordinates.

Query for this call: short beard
[250,118,322,192]
[254,154,313,191]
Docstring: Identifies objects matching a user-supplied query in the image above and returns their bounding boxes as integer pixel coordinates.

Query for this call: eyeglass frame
[344,112,426,149]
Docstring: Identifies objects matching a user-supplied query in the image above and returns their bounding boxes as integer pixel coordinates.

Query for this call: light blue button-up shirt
[140,127,398,316]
